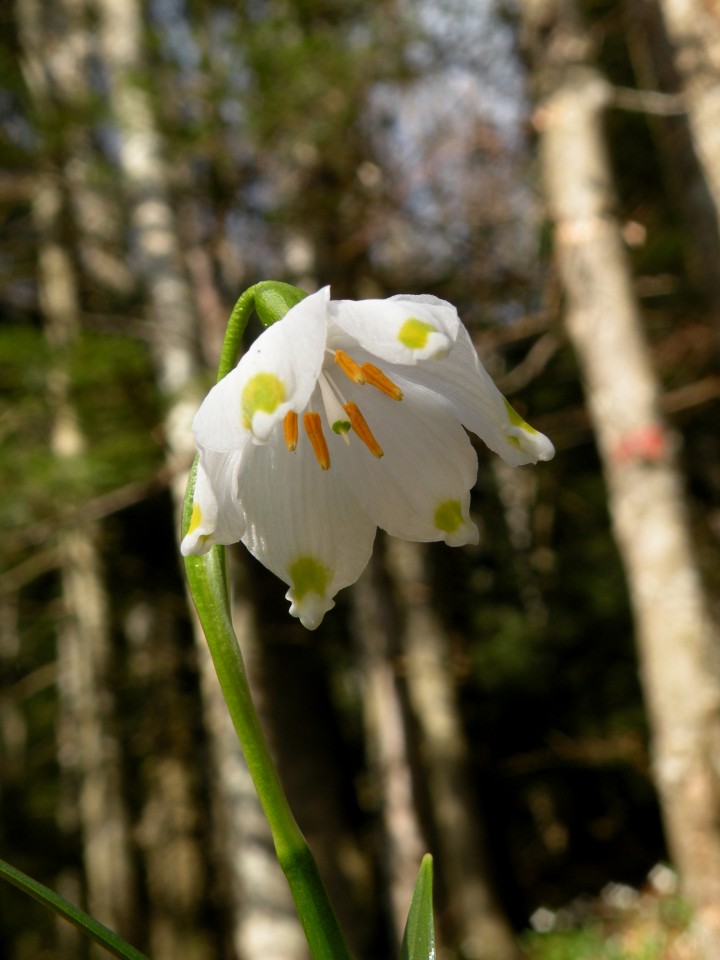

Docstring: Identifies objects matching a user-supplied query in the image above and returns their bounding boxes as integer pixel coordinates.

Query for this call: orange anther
[343,402,383,458]
[284,410,299,451]
[361,362,403,400]
[303,412,331,470]
[334,349,366,384]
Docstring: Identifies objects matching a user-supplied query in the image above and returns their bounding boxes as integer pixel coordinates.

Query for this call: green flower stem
[217,285,256,381]
[184,548,352,960]
[0,857,148,960]
[183,283,352,960]
[218,281,308,380]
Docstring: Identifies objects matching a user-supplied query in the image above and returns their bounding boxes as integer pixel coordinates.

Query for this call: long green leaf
[0,857,149,960]
[400,854,436,960]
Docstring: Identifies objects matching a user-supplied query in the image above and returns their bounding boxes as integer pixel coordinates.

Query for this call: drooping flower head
[182,287,554,629]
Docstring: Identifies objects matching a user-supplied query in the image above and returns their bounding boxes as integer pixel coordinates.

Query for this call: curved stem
[184,284,352,960]
[217,285,257,381]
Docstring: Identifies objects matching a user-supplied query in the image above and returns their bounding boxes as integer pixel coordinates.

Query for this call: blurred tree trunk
[221,557,307,960]
[93,5,308,956]
[251,566,377,960]
[37,176,136,941]
[43,233,135,942]
[522,0,720,953]
[621,0,720,303]
[123,593,216,960]
[351,552,427,951]
[656,0,720,239]
[16,0,136,942]
[384,538,520,960]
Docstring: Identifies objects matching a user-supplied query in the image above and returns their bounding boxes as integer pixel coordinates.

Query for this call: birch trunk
[523,1,720,952]
[93,4,305,955]
[621,0,720,303]
[384,539,520,960]
[16,0,136,938]
[36,177,136,938]
[656,0,720,234]
[222,557,307,960]
[351,553,427,950]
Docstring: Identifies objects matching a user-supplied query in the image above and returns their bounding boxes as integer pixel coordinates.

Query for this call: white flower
[181,287,554,629]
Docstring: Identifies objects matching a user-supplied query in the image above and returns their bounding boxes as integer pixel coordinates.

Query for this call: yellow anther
[361,362,403,400]
[343,402,383,458]
[334,349,366,384]
[303,412,331,470]
[284,410,299,451]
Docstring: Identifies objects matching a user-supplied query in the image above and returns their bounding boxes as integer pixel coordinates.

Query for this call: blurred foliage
[522,887,694,960]
[0,326,163,541]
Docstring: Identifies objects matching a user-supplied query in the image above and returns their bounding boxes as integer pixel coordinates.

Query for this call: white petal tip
[287,591,336,630]
[180,531,214,556]
[536,435,556,461]
[502,399,555,464]
[444,522,480,548]
[506,429,555,464]
[250,408,286,443]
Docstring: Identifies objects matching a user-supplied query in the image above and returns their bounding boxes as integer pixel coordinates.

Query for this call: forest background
[2,0,720,958]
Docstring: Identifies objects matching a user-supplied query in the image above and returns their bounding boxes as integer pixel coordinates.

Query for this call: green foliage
[241,0,411,149]
[524,925,640,960]
[0,325,163,543]
[522,891,693,960]
[68,333,164,487]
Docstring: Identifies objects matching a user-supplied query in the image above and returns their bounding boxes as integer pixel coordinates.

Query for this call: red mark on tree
[612,424,667,464]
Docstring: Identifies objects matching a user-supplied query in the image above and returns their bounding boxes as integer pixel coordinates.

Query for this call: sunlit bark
[254,576,375,960]
[16,0,136,940]
[351,553,427,950]
[523,1,720,953]
[656,0,720,237]
[622,0,720,303]
[222,557,306,960]
[384,538,521,960]
[35,179,136,939]
[92,4,307,955]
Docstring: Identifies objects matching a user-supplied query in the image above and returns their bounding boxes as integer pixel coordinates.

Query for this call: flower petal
[193,287,330,451]
[329,295,460,364]
[329,371,480,545]
[237,421,377,629]
[180,452,246,556]
[398,323,555,466]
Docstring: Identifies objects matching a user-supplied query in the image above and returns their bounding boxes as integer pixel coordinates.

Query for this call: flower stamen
[284,410,299,451]
[361,362,404,400]
[334,349,366,384]
[303,412,331,470]
[343,402,383,458]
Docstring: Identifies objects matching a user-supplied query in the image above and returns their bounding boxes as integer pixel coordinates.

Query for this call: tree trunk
[656,0,720,237]
[621,0,720,304]
[16,0,136,938]
[36,177,136,939]
[522,1,720,952]
[93,4,307,955]
[351,552,427,951]
[252,565,376,960]
[124,595,216,960]
[220,556,307,960]
[384,538,521,960]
